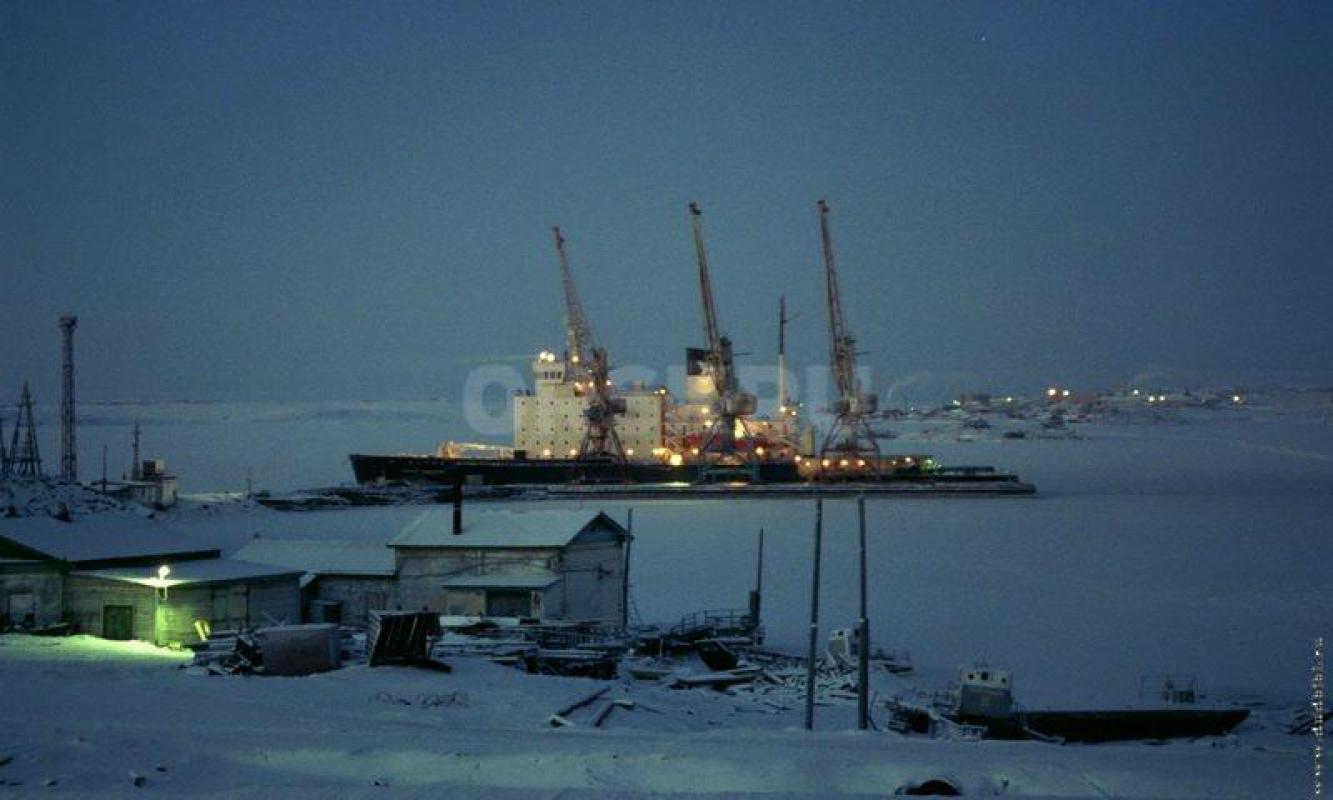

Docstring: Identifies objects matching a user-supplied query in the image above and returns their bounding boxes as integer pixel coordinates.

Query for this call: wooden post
[857,494,870,730]
[622,508,634,629]
[805,498,823,731]
[749,528,764,636]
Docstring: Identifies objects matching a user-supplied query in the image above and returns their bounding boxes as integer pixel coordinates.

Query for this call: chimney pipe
[451,471,463,535]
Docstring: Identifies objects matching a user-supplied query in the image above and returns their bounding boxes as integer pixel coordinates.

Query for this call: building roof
[72,558,303,588]
[232,538,396,577]
[440,568,562,590]
[390,509,627,549]
[0,515,220,566]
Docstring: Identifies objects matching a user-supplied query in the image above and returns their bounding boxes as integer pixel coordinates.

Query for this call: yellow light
[625,448,635,457]
[856,459,865,467]
[691,447,700,456]
[605,379,613,387]
[794,455,802,463]
[669,453,683,466]
[905,457,914,464]
[1047,388,1058,397]
[821,459,831,468]
[755,447,765,456]
[568,448,578,457]
[839,459,849,467]
[571,355,580,364]
[542,448,552,457]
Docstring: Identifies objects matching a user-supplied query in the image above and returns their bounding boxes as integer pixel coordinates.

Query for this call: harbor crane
[688,202,757,480]
[816,200,880,477]
[551,227,627,472]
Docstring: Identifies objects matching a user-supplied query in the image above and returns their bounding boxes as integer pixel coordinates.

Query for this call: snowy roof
[72,558,302,588]
[441,569,562,590]
[391,509,626,549]
[232,538,396,577]
[0,515,220,566]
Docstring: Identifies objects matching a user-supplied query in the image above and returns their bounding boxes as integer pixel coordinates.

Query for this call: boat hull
[348,453,1035,494]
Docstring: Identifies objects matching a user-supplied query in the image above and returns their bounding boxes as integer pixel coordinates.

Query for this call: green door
[103,605,134,641]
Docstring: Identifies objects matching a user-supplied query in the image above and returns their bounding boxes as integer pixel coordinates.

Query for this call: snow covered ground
[2,397,1329,796]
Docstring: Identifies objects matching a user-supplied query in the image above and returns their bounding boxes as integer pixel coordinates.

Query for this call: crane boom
[815,199,880,476]
[688,202,730,394]
[685,202,756,476]
[553,226,593,370]
[550,227,626,473]
[818,199,856,400]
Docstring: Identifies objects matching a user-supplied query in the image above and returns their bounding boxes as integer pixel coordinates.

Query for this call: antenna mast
[9,382,44,479]
[59,315,78,483]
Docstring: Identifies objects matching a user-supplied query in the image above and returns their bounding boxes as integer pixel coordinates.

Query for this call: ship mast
[817,200,880,476]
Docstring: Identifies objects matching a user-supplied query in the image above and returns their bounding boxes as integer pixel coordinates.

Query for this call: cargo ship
[349,210,1033,495]
[348,351,1035,495]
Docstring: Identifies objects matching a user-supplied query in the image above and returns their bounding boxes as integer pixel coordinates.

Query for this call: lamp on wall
[156,564,171,600]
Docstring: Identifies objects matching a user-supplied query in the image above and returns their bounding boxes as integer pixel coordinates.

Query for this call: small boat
[889,666,1249,743]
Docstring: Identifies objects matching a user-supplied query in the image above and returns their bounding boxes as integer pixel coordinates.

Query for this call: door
[7,593,35,627]
[103,605,134,641]
[485,590,533,617]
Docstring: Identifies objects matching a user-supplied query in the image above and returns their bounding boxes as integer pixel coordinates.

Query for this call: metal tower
[59,315,78,483]
[816,200,880,477]
[9,382,43,478]
[687,202,757,480]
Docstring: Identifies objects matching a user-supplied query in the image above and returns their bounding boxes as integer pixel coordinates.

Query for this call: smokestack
[451,471,463,535]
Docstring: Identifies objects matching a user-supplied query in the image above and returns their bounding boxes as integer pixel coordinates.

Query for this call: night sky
[3,1,1330,406]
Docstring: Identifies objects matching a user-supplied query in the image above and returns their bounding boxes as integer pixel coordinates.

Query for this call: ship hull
[348,453,1034,493]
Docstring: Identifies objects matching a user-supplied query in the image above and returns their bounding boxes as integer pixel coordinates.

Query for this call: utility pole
[131,422,142,481]
[622,507,634,630]
[805,498,824,730]
[59,315,78,483]
[857,494,870,730]
[749,528,764,637]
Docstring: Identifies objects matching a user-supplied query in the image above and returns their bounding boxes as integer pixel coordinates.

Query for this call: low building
[0,558,63,629]
[390,508,630,623]
[232,538,397,628]
[65,559,302,645]
[0,516,220,569]
[0,516,299,645]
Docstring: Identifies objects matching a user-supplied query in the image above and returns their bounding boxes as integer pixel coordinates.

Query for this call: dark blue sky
[3,1,1330,405]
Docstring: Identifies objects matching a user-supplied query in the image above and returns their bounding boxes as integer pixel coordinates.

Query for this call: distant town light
[625,448,635,457]
[669,453,683,466]
[1061,389,1071,398]
[1232,394,1242,403]
[1047,388,1058,398]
